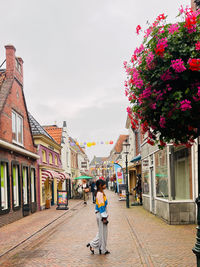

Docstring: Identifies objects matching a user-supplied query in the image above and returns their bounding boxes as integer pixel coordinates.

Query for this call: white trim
[155,197,194,203]
[142,194,150,198]
[0,139,39,159]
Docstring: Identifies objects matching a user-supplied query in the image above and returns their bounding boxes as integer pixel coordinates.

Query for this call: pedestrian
[133,174,142,205]
[86,179,110,255]
[90,180,96,204]
[82,179,89,204]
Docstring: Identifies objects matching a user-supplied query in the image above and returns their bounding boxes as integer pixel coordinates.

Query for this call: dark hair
[96,179,106,192]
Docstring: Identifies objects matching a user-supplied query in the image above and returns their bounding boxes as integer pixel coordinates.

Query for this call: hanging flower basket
[124,6,200,148]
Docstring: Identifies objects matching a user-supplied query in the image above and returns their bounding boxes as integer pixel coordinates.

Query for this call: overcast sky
[0,0,190,160]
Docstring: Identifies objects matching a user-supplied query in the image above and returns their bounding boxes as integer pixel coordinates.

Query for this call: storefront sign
[114,163,124,193]
[56,190,68,210]
[119,184,126,200]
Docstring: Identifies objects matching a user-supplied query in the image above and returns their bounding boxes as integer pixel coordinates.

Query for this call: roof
[28,113,55,141]
[0,71,13,114]
[43,125,63,144]
[114,135,129,153]
[90,156,108,166]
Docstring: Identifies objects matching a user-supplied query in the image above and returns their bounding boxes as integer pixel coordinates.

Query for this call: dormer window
[12,110,23,145]
[15,59,21,73]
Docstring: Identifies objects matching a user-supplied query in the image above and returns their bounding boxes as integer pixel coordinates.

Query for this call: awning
[130,155,141,163]
[41,169,60,185]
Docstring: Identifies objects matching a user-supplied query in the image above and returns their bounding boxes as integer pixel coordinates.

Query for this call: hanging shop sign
[56,190,68,210]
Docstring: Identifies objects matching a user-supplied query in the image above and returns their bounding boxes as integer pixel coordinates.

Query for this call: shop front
[141,144,196,224]
[40,169,67,209]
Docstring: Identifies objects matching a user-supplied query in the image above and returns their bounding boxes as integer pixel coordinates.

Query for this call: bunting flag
[69,140,114,147]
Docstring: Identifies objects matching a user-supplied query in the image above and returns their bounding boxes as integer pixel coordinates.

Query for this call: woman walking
[87,179,110,255]
[82,179,89,204]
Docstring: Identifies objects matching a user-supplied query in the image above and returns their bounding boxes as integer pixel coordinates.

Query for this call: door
[150,167,155,214]
[22,166,30,216]
[51,180,54,206]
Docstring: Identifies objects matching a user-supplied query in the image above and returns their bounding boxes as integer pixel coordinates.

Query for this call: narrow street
[0,190,196,267]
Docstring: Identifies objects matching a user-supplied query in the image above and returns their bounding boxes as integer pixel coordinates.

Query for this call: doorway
[150,167,155,214]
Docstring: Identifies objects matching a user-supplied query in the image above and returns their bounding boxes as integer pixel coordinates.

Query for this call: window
[170,147,192,200]
[55,155,58,165]
[12,111,23,145]
[31,168,36,203]
[142,158,149,194]
[12,164,20,208]
[0,162,9,211]
[49,153,53,164]
[155,148,168,199]
[42,150,46,162]
[22,167,28,205]
[66,152,69,167]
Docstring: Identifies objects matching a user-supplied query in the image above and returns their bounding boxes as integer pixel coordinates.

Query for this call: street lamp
[123,139,130,208]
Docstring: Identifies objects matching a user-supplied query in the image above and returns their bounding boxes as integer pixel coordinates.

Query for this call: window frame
[11,161,21,211]
[12,110,23,146]
[42,150,47,163]
[0,159,10,215]
[30,167,36,204]
[22,165,29,206]
[49,153,53,164]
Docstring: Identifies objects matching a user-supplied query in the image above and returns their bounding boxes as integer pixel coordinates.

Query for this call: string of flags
[70,140,114,147]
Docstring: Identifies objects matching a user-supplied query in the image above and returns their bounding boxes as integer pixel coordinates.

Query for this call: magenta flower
[180,100,192,111]
[141,86,151,99]
[150,103,156,109]
[196,41,200,51]
[171,59,186,73]
[136,25,142,35]
[161,70,172,81]
[146,52,154,69]
[168,23,179,34]
[126,107,132,114]
[159,116,166,128]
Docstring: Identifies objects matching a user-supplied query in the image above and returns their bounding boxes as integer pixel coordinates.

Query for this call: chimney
[5,45,16,79]
[5,45,23,84]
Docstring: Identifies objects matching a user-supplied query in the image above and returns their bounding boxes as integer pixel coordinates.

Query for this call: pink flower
[157,26,165,35]
[136,25,142,35]
[129,68,144,89]
[166,84,172,91]
[150,103,156,109]
[123,61,127,68]
[126,107,132,114]
[124,80,128,87]
[161,70,172,81]
[141,86,151,99]
[146,52,154,69]
[171,59,186,73]
[197,86,200,97]
[196,41,200,51]
[180,100,192,111]
[168,23,179,34]
[159,116,166,128]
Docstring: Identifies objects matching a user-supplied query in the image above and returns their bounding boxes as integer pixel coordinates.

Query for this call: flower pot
[45,199,51,209]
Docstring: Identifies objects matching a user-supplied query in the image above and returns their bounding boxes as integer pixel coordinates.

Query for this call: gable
[0,78,36,153]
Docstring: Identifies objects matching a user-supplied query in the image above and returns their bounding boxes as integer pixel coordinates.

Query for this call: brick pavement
[0,191,197,267]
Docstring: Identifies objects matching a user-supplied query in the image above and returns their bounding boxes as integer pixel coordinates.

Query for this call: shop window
[31,168,36,203]
[155,148,168,199]
[0,162,9,211]
[49,153,53,164]
[12,110,23,145]
[12,163,20,208]
[142,158,149,194]
[22,167,29,205]
[170,147,192,200]
[42,150,46,162]
[55,155,58,165]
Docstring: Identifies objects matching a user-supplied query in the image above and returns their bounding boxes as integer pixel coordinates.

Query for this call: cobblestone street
[0,190,197,267]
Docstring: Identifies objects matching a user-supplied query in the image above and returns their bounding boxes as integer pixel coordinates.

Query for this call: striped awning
[41,169,60,185]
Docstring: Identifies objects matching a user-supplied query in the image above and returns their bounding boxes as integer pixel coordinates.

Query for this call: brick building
[0,45,39,227]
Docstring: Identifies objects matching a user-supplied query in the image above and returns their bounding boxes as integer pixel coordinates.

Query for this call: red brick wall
[0,147,37,227]
[0,46,36,153]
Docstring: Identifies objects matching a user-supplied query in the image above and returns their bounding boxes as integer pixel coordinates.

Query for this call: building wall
[0,147,37,227]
